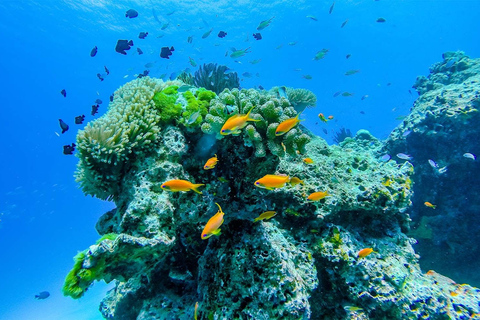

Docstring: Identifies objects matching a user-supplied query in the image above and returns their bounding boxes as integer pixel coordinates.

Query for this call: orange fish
[253,211,277,222]
[358,248,375,258]
[275,113,303,136]
[194,302,198,320]
[303,157,314,164]
[204,154,218,170]
[450,291,459,297]
[328,115,334,120]
[307,191,330,201]
[254,174,290,190]
[424,201,436,209]
[201,203,225,239]
[220,106,259,135]
[161,179,205,194]
[289,177,304,186]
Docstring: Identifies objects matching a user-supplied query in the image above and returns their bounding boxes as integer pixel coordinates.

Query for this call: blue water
[0,1,479,319]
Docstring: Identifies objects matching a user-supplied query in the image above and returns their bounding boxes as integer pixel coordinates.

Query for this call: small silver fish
[463,153,476,160]
[396,153,412,160]
[187,111,201,124]
[428,159,438,168]
[438,166,448,174]
[402,130,412,137]
[380,154,391,161]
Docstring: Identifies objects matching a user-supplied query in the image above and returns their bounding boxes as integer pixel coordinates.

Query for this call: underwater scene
[1,0,480,319]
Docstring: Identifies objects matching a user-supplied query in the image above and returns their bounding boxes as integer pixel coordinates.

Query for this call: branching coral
[201,88,311,157]
[193,63,240,94]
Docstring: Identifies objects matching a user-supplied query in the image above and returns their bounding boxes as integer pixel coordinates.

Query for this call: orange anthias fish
[253,211,277,222]
[289,177,304,186]
[204,154,218,170]
[220,106,259,135]
[358,248,375,258]
[194,302,198,320]
[318,113,328,123]
[307,191,330,201]
[254,174,290,190]
[303,157,314,164]
[424,201,436,209]
[201,203,225,239]
[275,113,303,136]
[161,179,205,194]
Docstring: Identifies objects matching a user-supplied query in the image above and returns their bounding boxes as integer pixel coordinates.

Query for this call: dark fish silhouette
[104,66,110,75]
[187,36,193,43]
[258,85,265,90]
[60,89,66,97]
[137,47,143,55]
[218,31,227,38]
[95,99,102,104]
[160,46,174,59]
[253,33,262,40]
[63,143,76,155]
[138,32,148,39]
[110,94,114,102]
[91,104,99,116]
[90,46,97,57]
[35,291,50,300]
[75,115,85,124]
[341,19,348,28]
[115,40,134,55]
[125,9,138,18]
[346,54,351,59]
[137,70,150,79]
[97,73,104,81]
[376,17,386,23]
[59,119,69,134]
[329,1,335,14]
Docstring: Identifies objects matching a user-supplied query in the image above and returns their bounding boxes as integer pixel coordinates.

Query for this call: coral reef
[65,67,480,319]
[193,63,240,94]
[332,127,353,144]
[385,51,480,286]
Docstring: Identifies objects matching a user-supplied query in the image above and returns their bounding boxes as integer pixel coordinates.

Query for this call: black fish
[115,40,134,55]
[91,104,99,116]
[218,31,227,38]
[329,1,335,14]
[376,17,386,23]
[97,73,104,81]
[137,70,150,78]
[63,143,76,155]
[322,128,328,134]
[60,89,66,97]
[160,46,174,59]
[125,9,138,18]
[90,46,97,57]
[95,99,102,104]
[138,32,148,39]
[253,33,262,40]
[59,119,69,134]
[104,66,110,75]
[75,115,85,124]
[346,54,351,59]
[341,19,348,28]
[109,94,114,102]
[137,47,143,55]
[258,85,265,90]
[35,291,50,300]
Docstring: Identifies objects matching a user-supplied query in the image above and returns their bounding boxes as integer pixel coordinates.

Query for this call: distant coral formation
[193,63,240,94]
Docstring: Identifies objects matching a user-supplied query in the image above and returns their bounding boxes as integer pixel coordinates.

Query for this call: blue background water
[0,0,479,319]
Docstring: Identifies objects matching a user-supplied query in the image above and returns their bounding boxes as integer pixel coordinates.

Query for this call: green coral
[153,85,182,124]
[200,88,311,157]
[62,250,105,299]
[180,89,215,127]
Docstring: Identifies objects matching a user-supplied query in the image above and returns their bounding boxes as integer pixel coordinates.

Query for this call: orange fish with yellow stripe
[220,106,259,135]
[204,154,218,170]
[358,248,375,258]
[201,203,225,239]
[307,190,330,201]
[275,113,303,136]
[254,174,290,190]
[161,179,205,194]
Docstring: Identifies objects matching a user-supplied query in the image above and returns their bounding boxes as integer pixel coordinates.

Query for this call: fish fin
[192,184,205,194]
[212,228,221,236]
[253,218,260,222]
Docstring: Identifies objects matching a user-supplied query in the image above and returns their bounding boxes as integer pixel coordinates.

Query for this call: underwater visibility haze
[1,0,480,319]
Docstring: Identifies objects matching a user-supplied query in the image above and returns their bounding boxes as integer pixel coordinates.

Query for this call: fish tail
[246,106,260,122]
[192,184,205,194]
[215,202,223,213]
